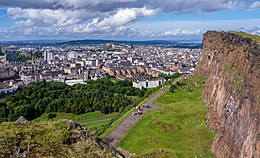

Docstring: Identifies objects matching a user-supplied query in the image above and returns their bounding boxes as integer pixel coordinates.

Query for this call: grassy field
[33,111,118,123]
[117,77,215,157]
[230,31,260,43]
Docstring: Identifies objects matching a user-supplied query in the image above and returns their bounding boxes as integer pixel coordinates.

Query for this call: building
[4,52,17,63]
[43,51,53,62]
[69,51,78,59]
[65,79,86,86]
[85,58,96,66]
[133,78,165,89]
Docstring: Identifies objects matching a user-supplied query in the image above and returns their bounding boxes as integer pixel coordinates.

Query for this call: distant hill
[57,39,202,48]
[57,39,177,45]
[0,39,202,48]
[0,40,67,46]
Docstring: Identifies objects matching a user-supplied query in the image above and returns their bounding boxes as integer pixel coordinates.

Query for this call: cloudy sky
[0,0,259,41]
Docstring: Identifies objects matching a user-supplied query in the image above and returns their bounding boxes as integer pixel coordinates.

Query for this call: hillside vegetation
[0,118,118,158]
[0,79,149,122]
[230,31,260,43]
[33,111,117,123]
[118,77,215,157]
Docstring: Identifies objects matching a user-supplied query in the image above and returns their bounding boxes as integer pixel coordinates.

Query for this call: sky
[0,0,259,41]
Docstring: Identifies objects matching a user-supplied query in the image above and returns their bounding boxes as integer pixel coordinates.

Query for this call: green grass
[230,31,260,43]
[83,118,113,129]
[117,77,215,157]
[33,111,118,123]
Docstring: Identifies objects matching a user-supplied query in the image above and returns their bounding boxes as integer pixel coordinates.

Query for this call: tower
[83,70,89,81]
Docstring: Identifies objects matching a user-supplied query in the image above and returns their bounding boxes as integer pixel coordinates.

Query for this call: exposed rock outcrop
[196,31,260,158]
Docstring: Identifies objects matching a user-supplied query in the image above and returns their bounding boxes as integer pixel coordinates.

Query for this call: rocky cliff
[195,31,260,158]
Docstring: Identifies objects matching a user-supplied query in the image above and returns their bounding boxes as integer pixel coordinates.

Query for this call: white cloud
[4,1,250,31]
[162,28,201,36]
[7,8,98,27]
[96,7,158,27]
[71,7,158,34]
[0,0,245,12]
[14,19,33,27]
[248,1,260,10]
[0,0,258,40]
[236,26,260,34]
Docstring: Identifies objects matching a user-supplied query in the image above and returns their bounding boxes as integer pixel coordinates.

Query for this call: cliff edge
[195,31,260,158]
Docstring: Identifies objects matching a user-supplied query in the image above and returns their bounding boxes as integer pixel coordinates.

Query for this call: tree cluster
[0,79,147,122]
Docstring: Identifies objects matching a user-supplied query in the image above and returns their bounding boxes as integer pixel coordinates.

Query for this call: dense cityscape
[0,42,201,94]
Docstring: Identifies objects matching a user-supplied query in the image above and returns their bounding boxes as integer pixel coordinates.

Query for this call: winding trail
[103,79,180,147]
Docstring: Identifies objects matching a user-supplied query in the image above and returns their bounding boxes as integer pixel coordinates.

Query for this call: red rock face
[196,31,260,158]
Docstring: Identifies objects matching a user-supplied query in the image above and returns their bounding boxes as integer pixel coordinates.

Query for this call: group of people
[132,104,151,116]
[162,85,167,91]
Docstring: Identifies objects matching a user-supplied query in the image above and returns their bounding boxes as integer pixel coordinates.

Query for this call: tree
[35,98,50,114]
[101,105,112,114]
[18,105,36,120]
[0,102,8,122]
[138,90,146,97]
[1,79,144,121]
[71,103,85,115]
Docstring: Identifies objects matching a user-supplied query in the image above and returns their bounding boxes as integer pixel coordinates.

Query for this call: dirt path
[103,79,181,147]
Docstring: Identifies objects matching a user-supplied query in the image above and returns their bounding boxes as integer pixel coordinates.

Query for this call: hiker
[138,109,142,115]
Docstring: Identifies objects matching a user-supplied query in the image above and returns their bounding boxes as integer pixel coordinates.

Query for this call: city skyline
[0,0,260,41]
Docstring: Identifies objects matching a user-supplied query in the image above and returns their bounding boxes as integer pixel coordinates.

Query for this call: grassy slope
[33,112,118,134]
[117,77,215,157]
[83,118,113,129]
[230,31,260,43]
[0,120,114,158]
[33,111,118,123]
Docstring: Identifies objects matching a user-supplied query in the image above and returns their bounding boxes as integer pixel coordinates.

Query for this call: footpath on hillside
[103,78,181,147]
